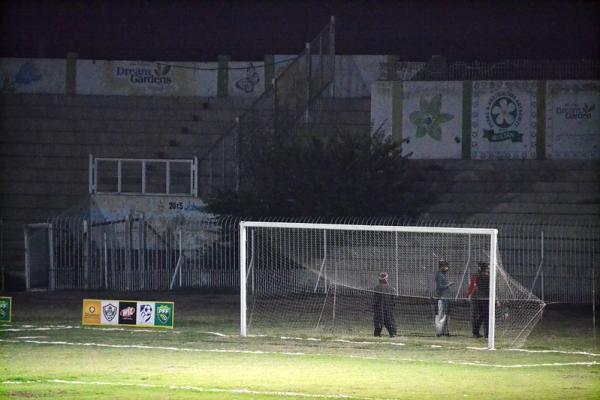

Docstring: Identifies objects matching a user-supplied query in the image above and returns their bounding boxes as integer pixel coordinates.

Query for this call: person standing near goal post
[434,260,454,336]
[373,272,397,338]
[471,262,490,338]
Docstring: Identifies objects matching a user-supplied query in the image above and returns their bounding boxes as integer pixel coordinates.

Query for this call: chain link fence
[29,215,598,304]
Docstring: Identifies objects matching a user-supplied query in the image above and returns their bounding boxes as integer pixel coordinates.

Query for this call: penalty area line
[1,338,598,368]
[2,379,364,399]
[466,346,600,357]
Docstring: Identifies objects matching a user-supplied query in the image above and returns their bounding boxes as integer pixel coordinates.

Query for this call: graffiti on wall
[235,63,260,93]
[546,81,600,159]
[471,81,537,159]
[0,60,59,93]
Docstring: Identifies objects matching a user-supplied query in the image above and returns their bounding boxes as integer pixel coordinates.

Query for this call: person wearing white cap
[373,272,397,338]
[434,260,454,336]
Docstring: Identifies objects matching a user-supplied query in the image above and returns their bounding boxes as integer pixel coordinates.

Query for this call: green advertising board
[0,296,12,323]
[154,302,174,328]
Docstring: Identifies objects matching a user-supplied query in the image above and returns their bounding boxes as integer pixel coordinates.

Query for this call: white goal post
[240,221,542,350]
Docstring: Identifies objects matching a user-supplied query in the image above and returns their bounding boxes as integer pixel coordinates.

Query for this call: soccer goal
[240,222,545,350]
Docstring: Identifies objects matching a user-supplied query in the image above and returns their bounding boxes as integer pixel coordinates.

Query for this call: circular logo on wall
[486,92,522,129]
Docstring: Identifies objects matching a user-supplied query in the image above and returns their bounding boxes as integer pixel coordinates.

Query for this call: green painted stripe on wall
[387,55,398,81]
[217,55,230,97]
[264,55,274,91]
[66,52,78,95]
[461,81,473,159]
[536,81,546,160]
[392,82,402,144]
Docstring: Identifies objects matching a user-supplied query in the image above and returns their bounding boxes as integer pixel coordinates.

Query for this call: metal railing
[33,215,599,303]
[198,16,336,196]
[89,154,198,197]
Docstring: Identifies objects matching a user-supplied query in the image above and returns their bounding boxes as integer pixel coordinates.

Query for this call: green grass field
[1,291,599,399]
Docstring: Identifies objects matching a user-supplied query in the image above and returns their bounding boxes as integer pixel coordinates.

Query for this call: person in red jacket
[469,262,490,338]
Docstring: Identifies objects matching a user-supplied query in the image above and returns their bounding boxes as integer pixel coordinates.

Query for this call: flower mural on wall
[409,94,454,141]
[490,97,518,128]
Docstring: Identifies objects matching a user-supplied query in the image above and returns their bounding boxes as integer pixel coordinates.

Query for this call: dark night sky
[1,0,599,62]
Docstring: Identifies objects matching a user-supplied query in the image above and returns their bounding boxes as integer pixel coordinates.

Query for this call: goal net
[240,222,546,349]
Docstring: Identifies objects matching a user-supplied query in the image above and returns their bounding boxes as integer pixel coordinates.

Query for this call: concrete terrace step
[424,202,600,215]
[418,212,600,225]
[402,192,600,205]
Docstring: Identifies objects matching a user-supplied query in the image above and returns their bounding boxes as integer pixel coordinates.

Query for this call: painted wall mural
[0,58,65,94]
[545,81,600,159]
[372,80,598,160]
[402,82,462,159]
[229,61,264,97]
[471,81,538,159]
[90,194,213,226]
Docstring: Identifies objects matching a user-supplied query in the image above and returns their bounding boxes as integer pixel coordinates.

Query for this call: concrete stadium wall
[372,80,600,160]
[1,55,409,99]
[0,93,371,288]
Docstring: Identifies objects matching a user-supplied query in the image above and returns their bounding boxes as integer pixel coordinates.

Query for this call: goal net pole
[488,230,497,350]
[240,224,247,336]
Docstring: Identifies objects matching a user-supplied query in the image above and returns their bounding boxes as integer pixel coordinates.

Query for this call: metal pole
[304,42,311,123]
[142,160,146,194]
[329,15,336,98]
[24,227,30,291]
[83,219,89,289]
[235,117,241,192]
[488,230,498,350]
[240,222,247,336]
[395,231,399,295]
[178,229,183,288]
[166,160,171,194]
[593,263,597,353]
[0,218,3,292]
[117,160,122,193]
[48,224,55,291]
[103,231,108,289]
[272,77,278,135]
[88,154,94,194]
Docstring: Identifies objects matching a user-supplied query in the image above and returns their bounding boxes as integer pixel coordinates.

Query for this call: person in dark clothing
[373,272,397,338]
[467,264,481,337]
[472,262,490,338]
[434,260,454,336]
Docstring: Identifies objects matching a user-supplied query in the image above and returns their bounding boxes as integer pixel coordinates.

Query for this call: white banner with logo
[100,300,119,325]
[402,81,463,159]
[471,81,538,159]
[545,80,600,159]
[77,60,218,97]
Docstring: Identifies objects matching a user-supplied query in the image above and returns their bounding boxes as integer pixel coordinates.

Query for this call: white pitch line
[1,379,362,399]
[1,338,598,369]
[466,346,600,357]
[1,325,174,333]
[16,336,48,339]
[0,339,307,356]
[3,326,597,357]
[205,331,230,337]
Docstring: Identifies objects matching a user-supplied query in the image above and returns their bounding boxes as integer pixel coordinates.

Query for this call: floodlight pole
[488,230,498,350]
[240,222,247,337]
